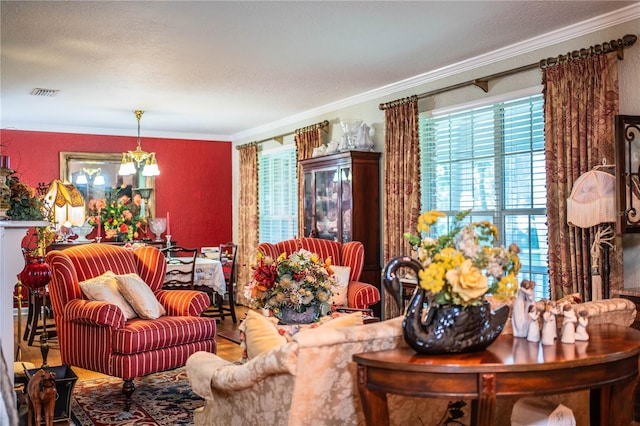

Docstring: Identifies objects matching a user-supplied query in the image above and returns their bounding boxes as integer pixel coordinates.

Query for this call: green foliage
[6,175,44,220]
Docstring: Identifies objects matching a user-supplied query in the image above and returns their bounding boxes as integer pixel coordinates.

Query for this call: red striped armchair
[256,237,380,310]
[46,244,216,410]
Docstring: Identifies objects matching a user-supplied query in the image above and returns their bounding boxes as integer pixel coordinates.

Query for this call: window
[419,93,549,299]
[258,145,298,243]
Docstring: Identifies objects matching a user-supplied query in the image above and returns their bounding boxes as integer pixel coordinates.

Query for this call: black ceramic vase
[383,256,510,355]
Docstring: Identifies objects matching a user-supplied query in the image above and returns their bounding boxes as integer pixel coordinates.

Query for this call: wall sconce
[614,115,640,233]
[119,110,160,177]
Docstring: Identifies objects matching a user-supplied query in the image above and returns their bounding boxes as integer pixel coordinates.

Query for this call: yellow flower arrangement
[404,210,521,307]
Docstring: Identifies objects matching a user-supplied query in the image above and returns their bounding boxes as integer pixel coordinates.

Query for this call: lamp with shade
[43,180,86,233]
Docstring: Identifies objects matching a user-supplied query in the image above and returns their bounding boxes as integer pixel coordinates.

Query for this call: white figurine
[526,304,541,343]
[541,301,557,346]
[561,303,577,344]
[575,310,589,341]
[512,280,535,338]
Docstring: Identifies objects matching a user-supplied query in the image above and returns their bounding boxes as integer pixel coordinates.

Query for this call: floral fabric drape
[382,96,420,319]
[295,128,324,237]
[544,52,619,301]
[236,144,259,306]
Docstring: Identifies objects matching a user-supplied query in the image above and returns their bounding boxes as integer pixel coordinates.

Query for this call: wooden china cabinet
[299,151,381,312]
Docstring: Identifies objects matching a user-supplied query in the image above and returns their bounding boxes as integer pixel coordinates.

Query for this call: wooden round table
[353,324,640,426]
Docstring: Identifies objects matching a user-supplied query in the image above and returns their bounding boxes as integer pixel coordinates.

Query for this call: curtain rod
[379,34,637,110]
[236,120,329,150]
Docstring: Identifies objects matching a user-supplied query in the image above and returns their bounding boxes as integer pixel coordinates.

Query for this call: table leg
[357,365,390,426]
[472,373,497,426]
[592,375,637,425]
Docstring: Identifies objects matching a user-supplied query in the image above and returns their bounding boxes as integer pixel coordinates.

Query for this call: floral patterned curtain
[382,96,420,319]
[544,52,620,300]
[236,144,259,305]
[295,127,324,237]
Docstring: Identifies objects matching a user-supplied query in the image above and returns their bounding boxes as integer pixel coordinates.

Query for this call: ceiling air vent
[30,88,59,97]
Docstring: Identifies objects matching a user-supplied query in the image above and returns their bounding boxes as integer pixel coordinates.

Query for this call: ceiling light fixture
[76,167,105,186]
[118,110,160,177]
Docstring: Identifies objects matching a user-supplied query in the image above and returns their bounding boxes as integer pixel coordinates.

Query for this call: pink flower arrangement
[88,195,145,241]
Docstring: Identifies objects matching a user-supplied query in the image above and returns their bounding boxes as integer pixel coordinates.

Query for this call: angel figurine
[526,304,541,343]
[512,280,535,338]
[575,310,589,341]
[541,301,557,346]
[561,303,577,344]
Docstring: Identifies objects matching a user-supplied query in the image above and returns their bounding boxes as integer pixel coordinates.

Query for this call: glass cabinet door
[340,167,352,242]
[303,172,313,237]
[315,169,339,241]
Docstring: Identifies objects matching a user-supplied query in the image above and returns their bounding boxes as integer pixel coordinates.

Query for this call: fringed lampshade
[566,170,616,228]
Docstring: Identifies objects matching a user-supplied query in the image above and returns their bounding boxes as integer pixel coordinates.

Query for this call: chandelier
[118,110,160,177]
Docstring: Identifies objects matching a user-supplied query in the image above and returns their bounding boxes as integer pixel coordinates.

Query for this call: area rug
[71,367,203,425]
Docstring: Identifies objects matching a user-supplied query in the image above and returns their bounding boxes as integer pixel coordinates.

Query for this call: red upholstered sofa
[256,237,380,310]
[46,243,216,410]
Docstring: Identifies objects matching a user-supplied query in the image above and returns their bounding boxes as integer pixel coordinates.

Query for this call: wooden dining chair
[202,242,237,323]
[161,246,198,290]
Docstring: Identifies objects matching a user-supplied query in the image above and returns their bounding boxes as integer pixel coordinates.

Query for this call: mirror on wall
[60,152,156,220]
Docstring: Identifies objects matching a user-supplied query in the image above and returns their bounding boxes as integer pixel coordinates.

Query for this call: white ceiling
[1,1,638,142]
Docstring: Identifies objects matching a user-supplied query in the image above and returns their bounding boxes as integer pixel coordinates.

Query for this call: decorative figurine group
[512,280,589,344]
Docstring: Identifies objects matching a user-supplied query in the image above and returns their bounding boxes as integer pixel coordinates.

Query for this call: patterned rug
[71,367,203,425]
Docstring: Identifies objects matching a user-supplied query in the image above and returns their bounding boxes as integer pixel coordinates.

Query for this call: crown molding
[231,3,640,143]
[1,123,231,142]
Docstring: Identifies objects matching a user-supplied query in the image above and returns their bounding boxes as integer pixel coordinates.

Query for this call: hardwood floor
[13,305,247,381]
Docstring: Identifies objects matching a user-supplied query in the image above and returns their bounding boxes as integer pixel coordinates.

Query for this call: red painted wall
[1,129,233,249]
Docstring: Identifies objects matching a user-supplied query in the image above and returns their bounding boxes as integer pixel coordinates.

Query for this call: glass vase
[20,255,52,290]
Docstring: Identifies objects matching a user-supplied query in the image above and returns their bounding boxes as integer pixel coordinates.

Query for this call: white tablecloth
[166,257,226,296]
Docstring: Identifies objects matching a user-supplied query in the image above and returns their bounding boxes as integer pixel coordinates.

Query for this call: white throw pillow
[330,265,351,307]
[115,273,166,319]
[79,271,137,320]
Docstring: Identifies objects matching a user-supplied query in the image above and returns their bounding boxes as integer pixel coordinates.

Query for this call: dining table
[165,257,226,296]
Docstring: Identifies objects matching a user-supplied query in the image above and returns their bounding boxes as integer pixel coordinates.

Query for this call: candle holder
[165,235,172,259]
[95,236,102,244]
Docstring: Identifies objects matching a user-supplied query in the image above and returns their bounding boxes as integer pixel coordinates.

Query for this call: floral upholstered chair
[256,237,380,310]
[46,243,217,410]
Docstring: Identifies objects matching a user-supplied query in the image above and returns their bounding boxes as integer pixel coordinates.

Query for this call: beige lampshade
[44,179,85,226]
[567,170,616,228]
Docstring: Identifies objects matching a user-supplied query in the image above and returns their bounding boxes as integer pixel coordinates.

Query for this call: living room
[2,1,640,425]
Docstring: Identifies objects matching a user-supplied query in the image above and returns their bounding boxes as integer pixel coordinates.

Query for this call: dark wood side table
[47,239,168,251]
[354,324,640,426]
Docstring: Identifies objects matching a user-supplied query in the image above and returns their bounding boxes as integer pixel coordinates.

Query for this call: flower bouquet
[384,209,521,354]
[88,194,146,241]
[404,210,521,307]
[247,249,335,323]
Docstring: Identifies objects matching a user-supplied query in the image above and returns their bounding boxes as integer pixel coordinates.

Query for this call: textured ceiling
[1,1,637,141]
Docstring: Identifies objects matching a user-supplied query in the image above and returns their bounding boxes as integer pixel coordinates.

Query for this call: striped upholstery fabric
[46,243,216,382]
[255,238,379,309]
